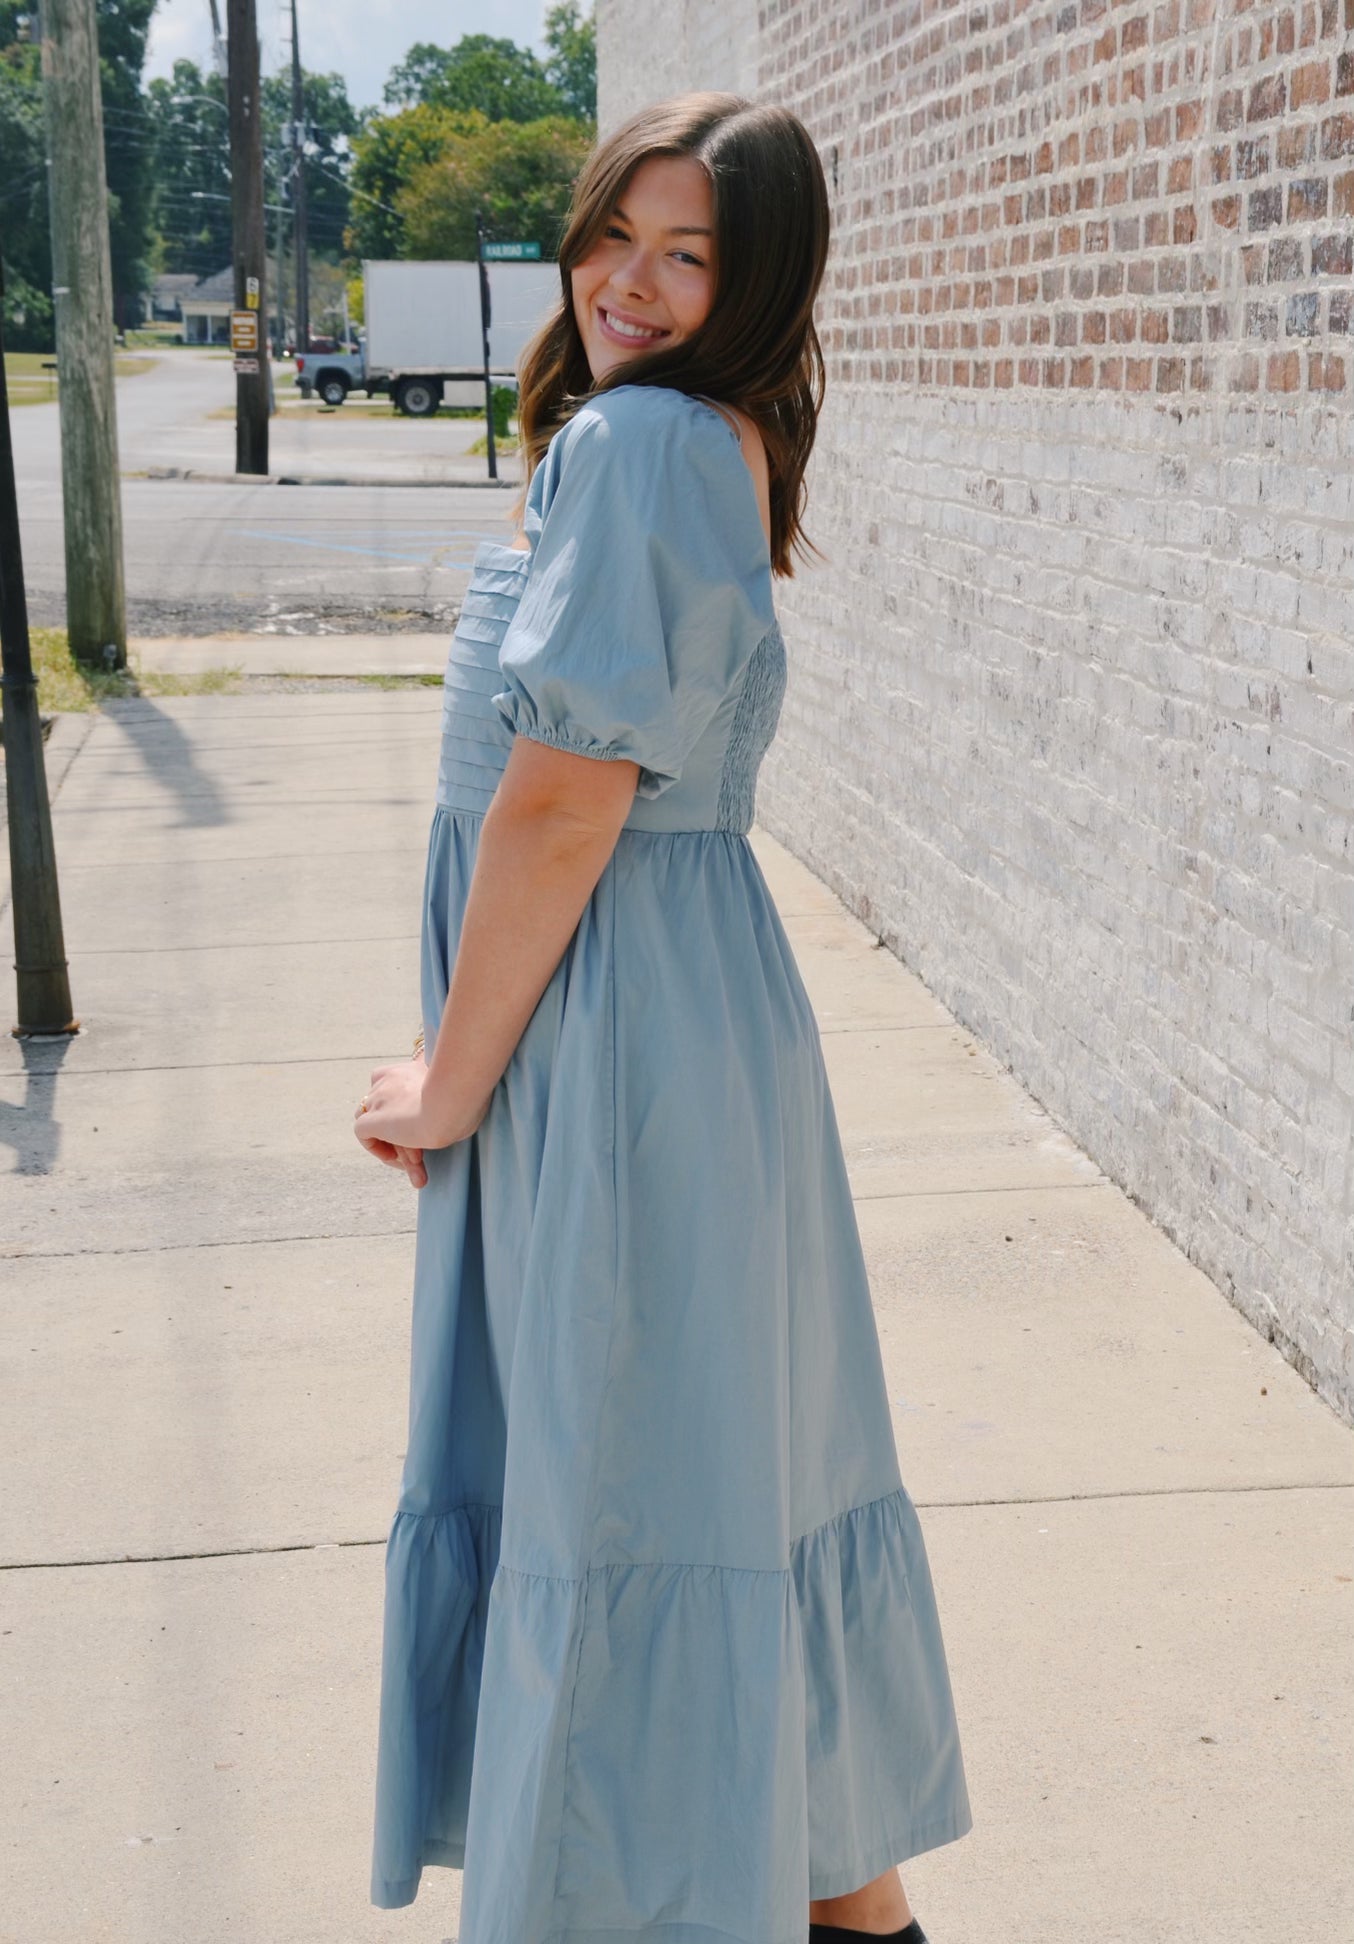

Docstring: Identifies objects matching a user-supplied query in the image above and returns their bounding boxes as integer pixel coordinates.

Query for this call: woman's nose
[612,245,657,298]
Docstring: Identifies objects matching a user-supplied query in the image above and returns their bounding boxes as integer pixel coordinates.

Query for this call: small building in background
[175,267,234,344]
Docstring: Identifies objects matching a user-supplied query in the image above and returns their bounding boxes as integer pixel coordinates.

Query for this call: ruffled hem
[370,1486,972,1929]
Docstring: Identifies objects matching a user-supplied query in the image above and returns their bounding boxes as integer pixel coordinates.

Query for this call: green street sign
[483,240,542,261]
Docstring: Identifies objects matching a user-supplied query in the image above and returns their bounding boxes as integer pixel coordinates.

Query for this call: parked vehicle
[294,259,560,414]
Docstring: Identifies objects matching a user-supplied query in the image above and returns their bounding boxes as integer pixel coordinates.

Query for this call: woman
[355,92,972,1944]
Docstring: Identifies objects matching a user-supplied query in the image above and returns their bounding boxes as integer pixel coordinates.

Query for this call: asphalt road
[12,349,523,634]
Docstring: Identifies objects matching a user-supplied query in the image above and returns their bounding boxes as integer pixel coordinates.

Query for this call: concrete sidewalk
[2,686,1351,1944]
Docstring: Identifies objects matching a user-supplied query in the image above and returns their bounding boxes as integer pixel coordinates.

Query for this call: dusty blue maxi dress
[370,381,972,1940]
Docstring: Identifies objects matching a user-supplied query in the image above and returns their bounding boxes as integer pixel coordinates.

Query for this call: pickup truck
[294,258,560,415]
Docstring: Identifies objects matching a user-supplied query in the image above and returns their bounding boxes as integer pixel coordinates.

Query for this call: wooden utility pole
[39,0,126,670]
[227,0,268,473]
[0,267,77,1038]
[289,0,309,356]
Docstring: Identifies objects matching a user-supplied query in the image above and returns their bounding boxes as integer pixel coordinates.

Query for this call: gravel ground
[27,596,463,637]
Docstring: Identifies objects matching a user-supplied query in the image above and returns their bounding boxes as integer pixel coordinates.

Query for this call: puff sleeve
[491,388,774,800]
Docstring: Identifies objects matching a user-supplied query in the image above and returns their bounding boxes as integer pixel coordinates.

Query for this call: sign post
[474,212,498,483]
[475,231,542,482]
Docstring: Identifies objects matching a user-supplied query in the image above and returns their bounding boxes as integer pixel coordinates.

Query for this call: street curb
[127,466,519,491]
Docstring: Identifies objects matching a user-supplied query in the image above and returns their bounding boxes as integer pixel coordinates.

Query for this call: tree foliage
[146,58,359,282]
[346,102,471,261]
[0,10,50,347]
[0,0,157,342]
[397,114,593,263]
[355,9,595,264]
[542,3,596,122]
[144,60,231,280]
[382,34,561,122]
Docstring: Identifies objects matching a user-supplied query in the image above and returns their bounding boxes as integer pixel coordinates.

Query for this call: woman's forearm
[421,756,633,1140]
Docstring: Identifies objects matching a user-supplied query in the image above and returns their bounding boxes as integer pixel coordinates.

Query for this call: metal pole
[227,0,268,472]
[39,0,127,669]
[475,211,497,484]
[0,266,77,1038]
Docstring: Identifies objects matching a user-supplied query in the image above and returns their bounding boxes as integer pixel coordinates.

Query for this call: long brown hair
[512,92,830,578]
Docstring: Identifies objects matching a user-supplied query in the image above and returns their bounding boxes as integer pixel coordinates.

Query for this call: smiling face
[569,153,717,382]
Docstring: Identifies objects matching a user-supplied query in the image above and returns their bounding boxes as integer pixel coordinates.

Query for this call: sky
[144,0,553,114]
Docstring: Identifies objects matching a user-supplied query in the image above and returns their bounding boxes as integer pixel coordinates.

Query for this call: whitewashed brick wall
[599,2,1354,1424]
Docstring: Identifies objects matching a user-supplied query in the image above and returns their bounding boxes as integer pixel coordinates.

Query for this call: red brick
[1215,87,1243,130]
[1208,145,1232,183]
[1321,114,1354,156]
[1247,74,1287,120]
[1168,155,1194,193]
[1291,58,1332,105]
[1098,356,1124,387]
[1333,170,1354,213]
[1266,349,1301,389]
[1173,205,1198,243]
[1213,193,1241,227]
[1143,307,1170,342]
[1288,177,1330,218]
[1156,357,1186,390]
[1175,98,1204,140]
[1338,51,1354,94]
[1229,354,1260,391]
[1070,354,1096,385]
[1125,356,1153,389]
[1277,123,1317,167]
[1082,310,1108,342]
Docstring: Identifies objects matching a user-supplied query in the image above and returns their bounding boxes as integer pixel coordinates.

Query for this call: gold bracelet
[412,1023,425,1059]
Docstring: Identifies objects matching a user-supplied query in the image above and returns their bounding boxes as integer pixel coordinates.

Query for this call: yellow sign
[230,309,259,353]
[245,276,260,311]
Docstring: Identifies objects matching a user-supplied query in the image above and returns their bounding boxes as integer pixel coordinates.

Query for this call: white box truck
[296,258,562,414]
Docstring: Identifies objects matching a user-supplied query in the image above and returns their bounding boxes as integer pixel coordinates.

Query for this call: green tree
[0,0,157,341]
[149,59,358,284]
[382,33,563,123]
[145,59,231,279]
[346,101,468,260]
[397,114,592,262]
[96,0,157,329]
[543,3,596,122]
[261,67,359,264]
[0,9,51,348]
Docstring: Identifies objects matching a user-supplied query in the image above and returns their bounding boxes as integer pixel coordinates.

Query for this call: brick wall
[598,2,1354,1424]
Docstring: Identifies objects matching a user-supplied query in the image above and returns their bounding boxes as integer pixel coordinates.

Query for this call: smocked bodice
[436,539,786,836]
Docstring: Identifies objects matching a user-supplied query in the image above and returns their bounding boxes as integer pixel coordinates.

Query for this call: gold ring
[357,1096,370,1115]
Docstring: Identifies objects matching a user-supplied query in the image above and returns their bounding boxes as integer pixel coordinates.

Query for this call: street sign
[245,276,260,311]
[482,240,542,261]
[233,356,260,375]
[230,310,259,353]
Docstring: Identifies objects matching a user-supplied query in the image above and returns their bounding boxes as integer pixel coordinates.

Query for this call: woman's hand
[353,1053,488,1186]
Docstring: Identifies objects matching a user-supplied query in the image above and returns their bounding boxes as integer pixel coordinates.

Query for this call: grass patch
[4,352,157,406]
[24,628,243,712]
[353,671,443,689]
